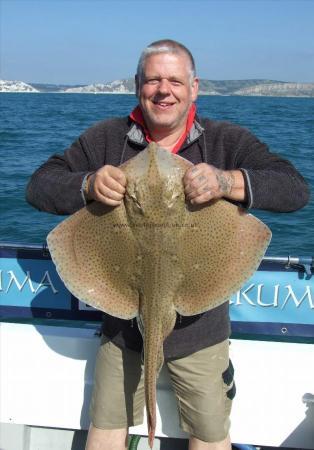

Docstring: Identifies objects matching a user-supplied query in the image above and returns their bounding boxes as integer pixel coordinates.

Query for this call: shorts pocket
[222,360,236,400]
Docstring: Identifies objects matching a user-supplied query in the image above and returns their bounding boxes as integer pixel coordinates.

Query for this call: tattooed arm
[183,164,245,205]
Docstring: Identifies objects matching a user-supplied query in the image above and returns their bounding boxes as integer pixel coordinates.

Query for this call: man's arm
[26,118,130,215]
[235,153,310,212]
[26,136,93,215]
[184,123,310,212]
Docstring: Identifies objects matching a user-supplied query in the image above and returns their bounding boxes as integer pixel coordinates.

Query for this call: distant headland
[1,78,314,97]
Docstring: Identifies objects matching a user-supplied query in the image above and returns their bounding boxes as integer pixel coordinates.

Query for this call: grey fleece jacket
[26,115,310,358]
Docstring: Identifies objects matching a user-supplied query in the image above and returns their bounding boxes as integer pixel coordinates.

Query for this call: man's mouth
[153,101,175,110]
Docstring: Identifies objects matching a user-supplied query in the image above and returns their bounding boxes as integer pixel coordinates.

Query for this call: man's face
[137,52,199,134]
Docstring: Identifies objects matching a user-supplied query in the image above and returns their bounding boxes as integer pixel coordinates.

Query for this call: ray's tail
[148,409,156,449]
[142,323,165,449]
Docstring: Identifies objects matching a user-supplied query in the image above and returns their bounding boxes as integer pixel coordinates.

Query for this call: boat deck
[1,423,310,450]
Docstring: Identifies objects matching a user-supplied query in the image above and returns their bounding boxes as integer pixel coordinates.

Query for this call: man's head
[135,39,199,135]
[136,39,197,84]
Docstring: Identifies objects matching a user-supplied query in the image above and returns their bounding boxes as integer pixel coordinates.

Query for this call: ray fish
[47,143,271,447]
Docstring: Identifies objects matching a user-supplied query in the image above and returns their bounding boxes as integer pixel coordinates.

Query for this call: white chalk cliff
[234,83,314,97]
[64,80,133,93]
[0,80,39,93]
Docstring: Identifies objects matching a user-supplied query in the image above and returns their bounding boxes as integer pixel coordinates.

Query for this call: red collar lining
[129,104,196,154]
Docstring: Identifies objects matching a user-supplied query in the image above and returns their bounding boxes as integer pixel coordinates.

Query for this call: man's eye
[171,81,182,86]
[146,79,159,85]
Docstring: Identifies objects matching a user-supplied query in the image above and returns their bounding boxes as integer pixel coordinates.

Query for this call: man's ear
[191,77,199,102]
[135,74,140,98]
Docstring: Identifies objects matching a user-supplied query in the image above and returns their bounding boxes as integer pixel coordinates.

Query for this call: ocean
[0,93,313,256]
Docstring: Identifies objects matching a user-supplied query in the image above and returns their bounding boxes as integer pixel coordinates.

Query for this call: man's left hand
[183,163,242,205]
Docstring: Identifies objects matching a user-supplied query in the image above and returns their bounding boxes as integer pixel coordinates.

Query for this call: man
[26,40,309,450]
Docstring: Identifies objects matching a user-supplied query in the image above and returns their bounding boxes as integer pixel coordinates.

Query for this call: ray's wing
[47,201,140,319]
[47,143,171,320]
[174,200,271,316]
[150,149,271,316]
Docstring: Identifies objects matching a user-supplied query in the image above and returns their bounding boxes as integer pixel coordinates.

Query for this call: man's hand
[87,165,126,206]
[183,163,245,204]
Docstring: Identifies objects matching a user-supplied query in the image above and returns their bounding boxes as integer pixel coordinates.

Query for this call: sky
[1,0,314,85]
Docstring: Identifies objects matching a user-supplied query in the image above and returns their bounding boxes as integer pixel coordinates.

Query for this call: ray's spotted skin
[47,143,271,448]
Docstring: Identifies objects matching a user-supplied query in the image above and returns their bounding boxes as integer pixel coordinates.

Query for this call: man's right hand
[87,165,126,206]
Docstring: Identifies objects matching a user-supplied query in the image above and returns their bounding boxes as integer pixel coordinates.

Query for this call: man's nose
[158,79,171,94]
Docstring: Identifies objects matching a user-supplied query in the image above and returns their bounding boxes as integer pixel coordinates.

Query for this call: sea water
[0,93,313,256]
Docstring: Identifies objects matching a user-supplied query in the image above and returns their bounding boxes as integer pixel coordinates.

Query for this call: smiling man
[136,49,199,144]
[26,39,310,450]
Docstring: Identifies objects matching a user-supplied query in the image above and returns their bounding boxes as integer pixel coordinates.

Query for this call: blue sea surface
[0,93,313,256]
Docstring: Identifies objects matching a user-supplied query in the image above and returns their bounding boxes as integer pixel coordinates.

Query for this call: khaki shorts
[89,337,235,443]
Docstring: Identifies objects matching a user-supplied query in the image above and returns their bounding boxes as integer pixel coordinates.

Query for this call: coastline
[1,91,314,98]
